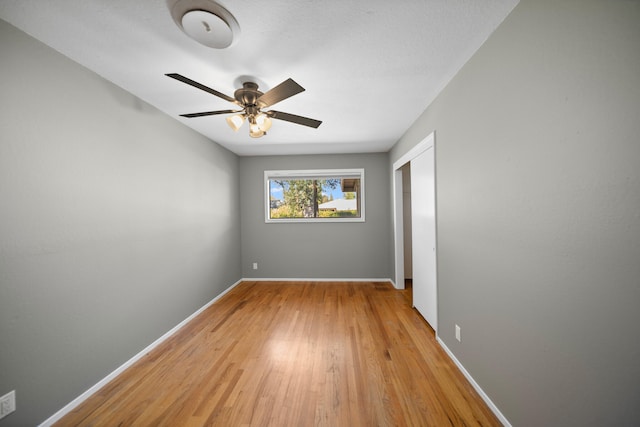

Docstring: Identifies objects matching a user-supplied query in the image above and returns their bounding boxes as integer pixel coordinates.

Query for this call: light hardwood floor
[56,281,501,426]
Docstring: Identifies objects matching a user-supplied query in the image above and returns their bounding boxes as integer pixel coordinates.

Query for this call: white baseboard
[436,337,511,427]
[243,277,394,283]
[39,279,243,427]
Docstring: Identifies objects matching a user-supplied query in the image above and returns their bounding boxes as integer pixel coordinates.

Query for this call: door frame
[392,132,436,325]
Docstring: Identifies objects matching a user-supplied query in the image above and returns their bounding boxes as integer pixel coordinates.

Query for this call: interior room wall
[390,0,640,425]
[0,20,241,426]
[239,153,391,280]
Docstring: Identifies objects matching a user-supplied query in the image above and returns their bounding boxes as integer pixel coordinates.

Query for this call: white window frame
[264,168,365,223]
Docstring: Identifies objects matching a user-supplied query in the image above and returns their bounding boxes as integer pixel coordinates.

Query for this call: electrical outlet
[0,390,16,419]
[455,324,461,342]
[252,262,258,270]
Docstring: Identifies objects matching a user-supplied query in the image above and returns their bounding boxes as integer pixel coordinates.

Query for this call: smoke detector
[168,0,240,49]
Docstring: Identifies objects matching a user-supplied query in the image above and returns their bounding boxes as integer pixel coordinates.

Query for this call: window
[265,169,365,223]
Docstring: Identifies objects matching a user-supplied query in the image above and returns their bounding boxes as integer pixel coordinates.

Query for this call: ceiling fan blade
[166,73,237,104]
[258,78,305,108]
[267,110,322,128]
[180,109,241,118]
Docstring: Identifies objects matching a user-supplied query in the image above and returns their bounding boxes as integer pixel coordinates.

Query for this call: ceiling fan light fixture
[255,113,272,132]
[226,114,245,131]
[168,0,240,49]
[249,128,265,138]
[249,116,266,138]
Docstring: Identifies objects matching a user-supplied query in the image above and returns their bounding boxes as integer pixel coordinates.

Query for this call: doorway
[401,163,413,304]
[392,132,437,332]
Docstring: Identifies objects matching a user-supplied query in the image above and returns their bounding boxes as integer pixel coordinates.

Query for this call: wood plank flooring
[56,281,500,426]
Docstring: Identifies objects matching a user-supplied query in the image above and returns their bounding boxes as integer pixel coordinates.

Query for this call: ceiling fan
[166,73,322,138]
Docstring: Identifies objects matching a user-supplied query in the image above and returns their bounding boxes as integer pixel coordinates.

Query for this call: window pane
[265,169,364,222]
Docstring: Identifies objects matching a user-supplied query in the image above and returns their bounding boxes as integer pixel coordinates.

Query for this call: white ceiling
[0,0,518,156]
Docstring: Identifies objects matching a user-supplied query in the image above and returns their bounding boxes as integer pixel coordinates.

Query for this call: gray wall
[390,0,640,425]
[0,20,241,426]
[240,154,391,279]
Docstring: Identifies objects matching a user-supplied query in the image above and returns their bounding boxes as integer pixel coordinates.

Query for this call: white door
[411,146,437,331]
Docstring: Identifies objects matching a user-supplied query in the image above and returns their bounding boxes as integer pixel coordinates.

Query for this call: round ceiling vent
[168,0,240,49]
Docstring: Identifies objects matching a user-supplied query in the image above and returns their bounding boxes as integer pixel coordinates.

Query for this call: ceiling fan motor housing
[234,82,263,110]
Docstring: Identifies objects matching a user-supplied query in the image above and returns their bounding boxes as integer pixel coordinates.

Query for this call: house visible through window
[265,169,365,222]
